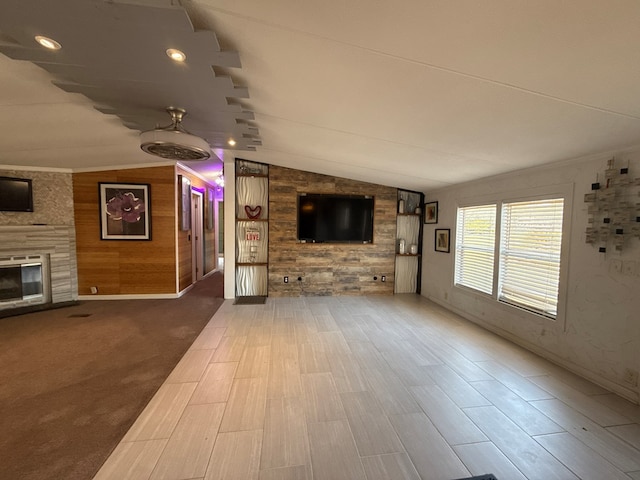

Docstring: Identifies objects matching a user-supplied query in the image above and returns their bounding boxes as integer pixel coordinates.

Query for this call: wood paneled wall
[73,166,177,295]
[268,166,396,296]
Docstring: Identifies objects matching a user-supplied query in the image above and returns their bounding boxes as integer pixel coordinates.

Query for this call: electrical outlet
[90,286,98,294]
[283,276,289,284]
[381,275,386,282]
[623,368,639,387]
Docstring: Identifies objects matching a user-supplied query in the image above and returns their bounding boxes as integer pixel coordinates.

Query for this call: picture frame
[99,182,151,240]
[435,228,450,253]
[178,175,191,231]
[424,201,438,224]
[206,188,215,230]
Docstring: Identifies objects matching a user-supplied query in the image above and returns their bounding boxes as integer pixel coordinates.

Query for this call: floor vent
[234,296,267,305]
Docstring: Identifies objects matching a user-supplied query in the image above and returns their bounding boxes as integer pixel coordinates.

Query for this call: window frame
[453,184,573,324]
[454,203,498,296]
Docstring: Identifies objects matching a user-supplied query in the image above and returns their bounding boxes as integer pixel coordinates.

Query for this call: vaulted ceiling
[1,1,640,191]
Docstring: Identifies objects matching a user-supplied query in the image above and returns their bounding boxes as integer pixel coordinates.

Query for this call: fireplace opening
[0,255,50,310]
[0,266,22,301]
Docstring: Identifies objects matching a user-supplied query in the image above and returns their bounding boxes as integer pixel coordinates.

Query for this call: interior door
[191,191,204,282]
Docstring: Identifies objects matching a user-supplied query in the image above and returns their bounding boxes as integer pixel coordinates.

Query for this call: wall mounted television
[297,193,374,243]
[0,176,34,212]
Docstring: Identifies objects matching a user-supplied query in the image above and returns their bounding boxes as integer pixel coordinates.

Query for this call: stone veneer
[0,226,77,306]
[0,169,74,226]
[0,169,77,308]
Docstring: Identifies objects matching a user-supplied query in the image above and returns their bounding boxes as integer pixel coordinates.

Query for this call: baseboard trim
[427,295,639,405]
[78,293,180,300]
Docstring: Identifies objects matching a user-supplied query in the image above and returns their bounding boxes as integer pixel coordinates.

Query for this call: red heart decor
[245,205,262,219]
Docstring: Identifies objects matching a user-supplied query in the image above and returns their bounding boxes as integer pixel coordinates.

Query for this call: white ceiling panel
[1,0,639,189]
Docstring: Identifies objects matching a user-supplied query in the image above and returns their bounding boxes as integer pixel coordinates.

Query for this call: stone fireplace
[0,225,77,315]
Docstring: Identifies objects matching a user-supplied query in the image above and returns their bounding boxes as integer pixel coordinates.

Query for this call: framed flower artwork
[99,182,151,240]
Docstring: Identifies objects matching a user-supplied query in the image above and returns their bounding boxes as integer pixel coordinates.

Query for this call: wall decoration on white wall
[435,228,450,253]
[584,157,640,252]
[424,201,438,224]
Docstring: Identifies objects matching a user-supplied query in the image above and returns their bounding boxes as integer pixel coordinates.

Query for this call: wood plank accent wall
[268,166,397,296]
[73,166,177,295]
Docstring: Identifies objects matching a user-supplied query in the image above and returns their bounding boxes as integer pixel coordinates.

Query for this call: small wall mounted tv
[0,176,34,212]
[297,193,374,243]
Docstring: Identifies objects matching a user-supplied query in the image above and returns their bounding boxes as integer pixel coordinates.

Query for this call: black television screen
[0,176,33,212]
[297,193,374,243]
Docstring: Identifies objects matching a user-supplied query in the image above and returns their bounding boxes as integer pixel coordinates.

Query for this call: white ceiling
[1,0,640,191]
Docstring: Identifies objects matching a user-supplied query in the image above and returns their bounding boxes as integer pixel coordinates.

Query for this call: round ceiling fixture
[140,108,211,161]
[35,35,62,50]
[166,48,186,62]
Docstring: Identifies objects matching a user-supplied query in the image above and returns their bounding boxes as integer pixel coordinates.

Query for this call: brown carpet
[0,271,224,480]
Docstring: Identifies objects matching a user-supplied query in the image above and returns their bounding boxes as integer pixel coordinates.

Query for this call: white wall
[223,158,236,299]
[421,149,640,402]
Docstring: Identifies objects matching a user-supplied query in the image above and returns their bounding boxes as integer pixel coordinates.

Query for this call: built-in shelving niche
[395,189,424,293]
[235,159,269,297]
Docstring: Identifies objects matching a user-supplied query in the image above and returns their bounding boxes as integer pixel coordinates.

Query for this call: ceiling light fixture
[35,35,61,50]
[140,107,211,161]
[166,48,186,62]
[227,139,236,147]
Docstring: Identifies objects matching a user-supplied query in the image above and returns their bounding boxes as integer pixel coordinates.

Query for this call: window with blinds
[498,198,564,318]
[454,204,497,295]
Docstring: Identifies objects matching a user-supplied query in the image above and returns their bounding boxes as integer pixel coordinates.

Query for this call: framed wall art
[435,228,450,253]
[178,175,191,231]
[424,201,438,224]
[206,188,215,230]
[99,182,151,240]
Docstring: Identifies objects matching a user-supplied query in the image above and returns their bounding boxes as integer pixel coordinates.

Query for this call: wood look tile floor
[93,295,640,480]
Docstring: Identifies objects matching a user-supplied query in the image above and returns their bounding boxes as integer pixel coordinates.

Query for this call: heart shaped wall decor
[245,205,262,219]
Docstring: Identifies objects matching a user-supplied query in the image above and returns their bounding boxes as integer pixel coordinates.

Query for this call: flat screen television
[0,176,33,212]
[297,193,374,243]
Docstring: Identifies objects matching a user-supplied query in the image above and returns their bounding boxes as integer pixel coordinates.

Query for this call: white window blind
[499,198,564,318]
[455,204,496,295]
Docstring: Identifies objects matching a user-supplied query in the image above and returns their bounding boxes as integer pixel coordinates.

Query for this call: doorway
[191,191,204,282]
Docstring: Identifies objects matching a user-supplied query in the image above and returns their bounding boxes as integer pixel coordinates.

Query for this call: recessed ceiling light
[166,48,186,62]
[228,139,236,146]
[35,35,62,50]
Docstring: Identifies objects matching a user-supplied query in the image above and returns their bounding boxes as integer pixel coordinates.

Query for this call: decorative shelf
[395,189,424,294]
[236,159,269,296]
